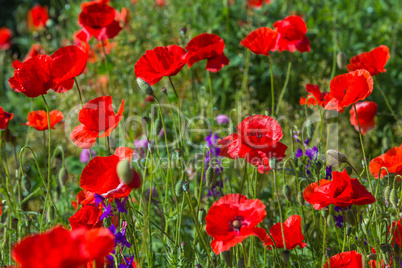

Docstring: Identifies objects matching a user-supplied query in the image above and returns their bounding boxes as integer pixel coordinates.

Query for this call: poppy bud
[221,250,232,266]
[136,78,154,96]
[182,181,189,193]
[305,119,314,139]
[155,118,162,135]
[282,250,290,266]
[206,166,216,187]
[282,184,291,202]
[267,218,274,230]
[161,87,167,94]
[321,207,329,218]
[315,161,323,173]
[326,149,348,164]
[380,243,392,254]
[345,166,353,175]
[58,167,69,186]
[269,157,279,169]
[390,188,398,208]
[117,159,133,184]
[198,208,206,224]
[336,52,346,69]
[303,222,311,234]
[23,165,31,175]
[345,210,356,226]
[237,258,245,268]
[180,27,187,36]
[367,253,377,260]
[297,191,304,205]
[384,186,392,204]
[175,179,183,197]
[21,175,31,193]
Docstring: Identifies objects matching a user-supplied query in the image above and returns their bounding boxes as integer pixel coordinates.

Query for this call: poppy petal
[70,124,100,149]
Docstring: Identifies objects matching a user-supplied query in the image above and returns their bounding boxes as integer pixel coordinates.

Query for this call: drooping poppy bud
[117,159,133,185]
[394,243,401,256]
[182,181,189,193]
[175,179,183,197]
[321,208,329,218]
[345,210,356,226]
[198,208,206,225]
[269,157,279,169]
[367,253,377,260]
[297,191,304,205]
[58,167,69,186]
[282,184,291,202]
[305,119,314,139]
[21,175,31,193]
[326,149,348,164]
[206,166,216,187]
[390,188,398,208]
[336,52,346,69]
[380,244,392,254]
[136,78,154,96]
[384,186,392,204]
[155,118,162,135]
[345,166,353,175]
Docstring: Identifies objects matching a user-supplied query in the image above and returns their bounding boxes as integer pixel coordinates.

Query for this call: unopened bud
[206,166,216,187]
[282,250,290,266]
[297,191,304,205]
[336,52,346,69]
[175,179,183,196]
[136,78,154,96]
[282,185,291,202]
[384,186,392,205]
[21,175,31,193]
[305,119,314,139]
[155,118,162,135]
[345,166,353,175]
[390,188,399,208]
[58,167,69,186]
[346,226,353,236]
[221,250,232,266]
[345,210,356,226]
[117,159,133,184]
[198,209,206,224]
[380,243,392,254]
[367,253,377,260]
[321,207,329,218]
[394,243,401,256]
[182,181,190,193]
[326,150,348,164]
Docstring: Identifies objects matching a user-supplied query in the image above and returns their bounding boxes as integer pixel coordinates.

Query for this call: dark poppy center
[333,185,346,198]
[230,217,244,231]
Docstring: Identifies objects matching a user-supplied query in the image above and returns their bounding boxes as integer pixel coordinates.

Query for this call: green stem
[275,55,293,115]
[273,169,286,250]
[375,77,401,131]
[268,57,275,117]
[322,216,327,266]
[74,77,84,108]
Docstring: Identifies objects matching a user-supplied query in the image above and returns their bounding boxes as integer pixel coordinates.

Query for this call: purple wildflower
[305,147,319,161]
[94,193,106,205]
[333,214,343,228]
[109,222,131,249]
[115,197,128,214]
[80,149,96,163]
[100,203,114,221]
[133,138,148,160]
[216,114,229,125]
[118,256,137,268]
[295,148,303,159]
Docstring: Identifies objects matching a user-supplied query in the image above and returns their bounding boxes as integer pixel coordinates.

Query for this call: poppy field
[0,0,402,267]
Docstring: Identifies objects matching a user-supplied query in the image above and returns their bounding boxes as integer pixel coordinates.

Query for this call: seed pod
[21,175,31,193]
[267,218,274,230]
[136,78,154,96]
[58,167,69,186]
[390,188,399,208]
[345,166,353,176]
[155,118,162,135]
[326,149,348,164]
[117,159,134,185]
[269,157,279,169]
[221,250,232,266]
[198,209,206,224]
[305,119,314,139]
[282,185,291,202]
[336,52,346,69]
[237,258,245,268]
[384,186,392,205]
[182,181,190,193]
[282,250,290,266]
[297,191,304,205]
[206,166,216,187]
[367,253,377,260]
[345,210,356,226]
[175,179,183,197]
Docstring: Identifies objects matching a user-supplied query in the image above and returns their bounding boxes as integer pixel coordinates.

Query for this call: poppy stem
[353,104,374,193]
[241,243,248,268]
[268,57,275,117]
[74,77,84,108]
[321,216,327,266]
[375,77,402,132]
[240,49,250,105]
[168,76,181,110]
[273,169,287,250]
[275,55,292,115]
[42,95,53,226]
[106,136,111,156]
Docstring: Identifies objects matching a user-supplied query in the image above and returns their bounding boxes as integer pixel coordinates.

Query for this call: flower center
[230,217,244,231]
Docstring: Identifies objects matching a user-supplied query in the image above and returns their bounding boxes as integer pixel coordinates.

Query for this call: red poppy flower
[324,251,363,268]
[78,1,122,41]
[155,0,167,6]
[303,169,375,210]
[349,101,378,135]
[325,69,374,112]
[9,55,53,98]
[50,43,90,91]
[273,15,310,53]
[369,145,402,179]
[346,45,390,76]
[12,44,44,69]
[218,115,287,174]
[70,96,124,149]
[72,189,96,210]
[23,110,63,131]
[264,215,307,250]
[115,7,130,28]
[186,33,229,72]
[0,106,13,130]
[389,219,402,247]
[74,30,91,46]
[80,147,141,199]
[11,226,114,268]
[0,27,12,50]
[247,0,273,9]
[205,194,268,255]
[27,4,48,31]
[134,45,188,85]
[69,204,103,230]
[240,27,278,56]
[299,84,334,109]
